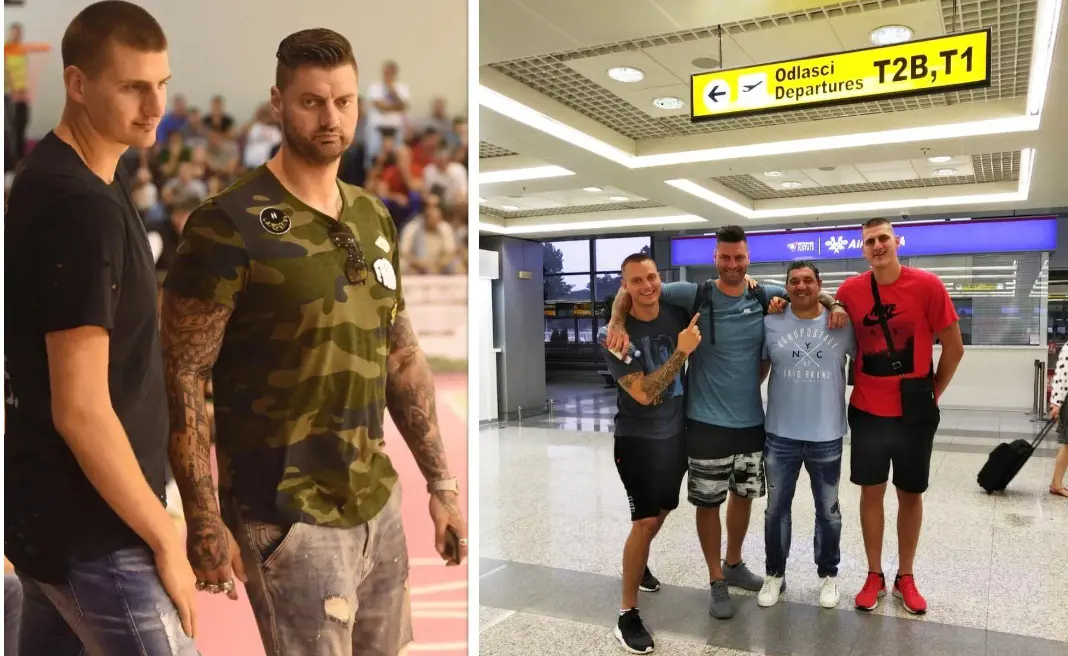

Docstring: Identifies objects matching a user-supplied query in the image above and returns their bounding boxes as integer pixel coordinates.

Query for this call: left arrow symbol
[707,85,726,103]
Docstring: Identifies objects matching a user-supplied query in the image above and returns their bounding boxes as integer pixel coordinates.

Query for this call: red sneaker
[893,574,927,615]
[854,572,886,611]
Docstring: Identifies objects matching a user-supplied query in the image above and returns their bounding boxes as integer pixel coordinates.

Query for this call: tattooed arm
[616,349,689,406]
[160,291,244,591]
[385,310,451,483]
[385,310,467,563]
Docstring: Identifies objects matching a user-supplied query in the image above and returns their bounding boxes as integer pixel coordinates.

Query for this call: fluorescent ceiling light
[652,96,684,110]
[501,205,520,211]
[477,214,706,236]
[479,165,574,184]
[932,168,958,176]
[666,149,1035,219]
[869,25,913,46]
[608,66,644,83]
[1027,0,1064,116]
[480,85,1041,174]
[927,156,953,163]
[780,181,804,189]
[582,186,603,192]
[609,195,629,201]
[764,170,785,177]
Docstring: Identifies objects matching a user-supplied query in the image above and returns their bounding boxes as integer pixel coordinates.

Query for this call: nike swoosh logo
[862,310,901,326]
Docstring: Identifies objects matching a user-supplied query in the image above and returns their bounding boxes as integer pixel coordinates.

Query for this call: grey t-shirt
[599,302,688,439]
[762,306,855,442]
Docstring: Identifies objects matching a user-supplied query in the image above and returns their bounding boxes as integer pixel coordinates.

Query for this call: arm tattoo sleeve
[385,311,450,483]
[160,292,232,566]
[611,287,632,326]
[619,349,687,405]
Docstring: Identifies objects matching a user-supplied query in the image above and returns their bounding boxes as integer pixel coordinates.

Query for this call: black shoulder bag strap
[692,279,716,346]
[868,273,904,373]
[749,284,770,315]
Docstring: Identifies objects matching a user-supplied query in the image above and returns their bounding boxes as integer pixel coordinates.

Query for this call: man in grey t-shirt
[758,260,855,611]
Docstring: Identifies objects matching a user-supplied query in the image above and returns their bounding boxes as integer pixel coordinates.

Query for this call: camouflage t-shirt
[163,166,402,527]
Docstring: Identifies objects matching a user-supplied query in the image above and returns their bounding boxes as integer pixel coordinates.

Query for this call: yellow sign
[959,283,1000,292]
[691,30,990,121]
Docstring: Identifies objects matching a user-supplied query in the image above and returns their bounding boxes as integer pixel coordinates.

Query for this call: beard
[280,110,352,166]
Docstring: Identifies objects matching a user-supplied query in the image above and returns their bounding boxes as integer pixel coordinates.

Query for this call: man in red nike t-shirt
[835,217,964,617]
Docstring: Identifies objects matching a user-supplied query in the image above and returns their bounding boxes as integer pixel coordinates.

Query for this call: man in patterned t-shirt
[161,29,466,656]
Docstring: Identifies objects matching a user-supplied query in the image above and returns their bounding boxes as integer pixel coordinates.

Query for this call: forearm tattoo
[619,349,687,405]
[160,291,232,570]
[611,288,632,327]
[386,311,450,483]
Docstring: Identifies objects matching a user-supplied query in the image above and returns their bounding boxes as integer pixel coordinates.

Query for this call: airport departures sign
[690,30,991,121]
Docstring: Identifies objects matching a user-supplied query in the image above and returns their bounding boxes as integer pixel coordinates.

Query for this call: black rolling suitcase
[977,419,1054,493]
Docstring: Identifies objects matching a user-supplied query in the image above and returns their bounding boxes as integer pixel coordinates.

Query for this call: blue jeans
[764,432,843,578]
[17,546,199,655]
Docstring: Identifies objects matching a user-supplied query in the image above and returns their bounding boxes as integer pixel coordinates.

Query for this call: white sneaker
[757,575,784,608]
[819,576,840,608]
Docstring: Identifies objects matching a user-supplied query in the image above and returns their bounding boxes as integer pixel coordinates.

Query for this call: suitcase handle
[1032,419,1056,449]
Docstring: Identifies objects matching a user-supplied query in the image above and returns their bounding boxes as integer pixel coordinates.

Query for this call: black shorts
[685,420,767,507]
[614,433,687,521]
[847,405,939,494]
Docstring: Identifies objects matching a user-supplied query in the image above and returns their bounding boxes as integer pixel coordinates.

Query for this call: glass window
[595,236,651,273]
[544,318,574,344]
[592,273,622,303]
[543,240,590,275]
[544,274,593,303]
[576,319,594,343]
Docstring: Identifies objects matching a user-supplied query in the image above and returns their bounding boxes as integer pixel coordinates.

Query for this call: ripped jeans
[229,483,413,656]
[16,546,199,655]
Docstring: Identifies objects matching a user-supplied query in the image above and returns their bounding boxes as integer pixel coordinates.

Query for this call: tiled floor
[478,384,1068,655]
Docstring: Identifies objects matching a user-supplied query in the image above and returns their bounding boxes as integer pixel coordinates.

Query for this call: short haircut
[862,217,893,231]
[61,1,167,77]
[275,28,358,91]
[716,225,747,244]
[620,252,655,274]
[787,260,821,281]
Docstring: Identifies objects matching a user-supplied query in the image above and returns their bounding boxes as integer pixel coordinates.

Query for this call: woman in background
[1045,342,1068,497]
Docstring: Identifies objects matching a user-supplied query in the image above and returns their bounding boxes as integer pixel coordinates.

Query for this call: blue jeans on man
[16,546,199,655]
[764,432,843,578]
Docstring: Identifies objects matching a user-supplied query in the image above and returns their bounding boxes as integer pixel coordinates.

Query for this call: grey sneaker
[709,580,734,619]
[723,560,763,592]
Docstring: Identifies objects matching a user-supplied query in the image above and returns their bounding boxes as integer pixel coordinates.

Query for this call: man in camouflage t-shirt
[160,29,467,656]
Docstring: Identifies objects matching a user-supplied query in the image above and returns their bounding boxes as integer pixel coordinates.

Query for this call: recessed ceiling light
[652,96,684,110]
[928,155,953,163]
[607,66,644,83]
[817,166,837,172]
[781,181,804,189]
[609,195,629,201]
[691,56,721,70]
[870,25,913,46]
[933,168,958,176]
[582,186,603,192]
[502,204,520,211]
[764,170,785,177]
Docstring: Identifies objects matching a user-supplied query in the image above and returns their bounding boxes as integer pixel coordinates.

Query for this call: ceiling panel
[640,34,754,78]
[565,50,682,92]
[731,20,843,63]
[486,0,1037,141]
[828,1,946,51]
[802,165,869,186]
[614,83,692,117]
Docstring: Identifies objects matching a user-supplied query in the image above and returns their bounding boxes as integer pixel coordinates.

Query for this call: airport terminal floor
[478,384,1068,656]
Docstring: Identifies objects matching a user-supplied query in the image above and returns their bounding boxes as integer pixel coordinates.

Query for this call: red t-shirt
[836,267,958,417]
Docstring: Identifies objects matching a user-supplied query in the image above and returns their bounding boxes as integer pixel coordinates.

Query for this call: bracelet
[428,478,459,494]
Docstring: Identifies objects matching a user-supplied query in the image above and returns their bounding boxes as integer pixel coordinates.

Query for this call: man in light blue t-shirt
[757,260,855,612]
[607,226,847,620]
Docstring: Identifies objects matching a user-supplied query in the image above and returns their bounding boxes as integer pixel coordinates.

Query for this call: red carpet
[191,374,468,654]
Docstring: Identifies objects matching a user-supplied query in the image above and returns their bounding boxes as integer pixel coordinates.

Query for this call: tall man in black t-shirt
[598,253,700,654]
[4,3,201,654]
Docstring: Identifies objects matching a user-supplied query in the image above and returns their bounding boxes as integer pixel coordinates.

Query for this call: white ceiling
[478,0,1068,238]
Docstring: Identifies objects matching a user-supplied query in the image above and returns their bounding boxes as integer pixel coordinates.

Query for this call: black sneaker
[640,566,661,593]
[617,565,661,592]
[614,608,655,654]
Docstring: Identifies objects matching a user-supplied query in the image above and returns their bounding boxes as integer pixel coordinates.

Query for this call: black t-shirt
[205,113,234,134]
[601,302,688,439]
[5,132,169,583]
